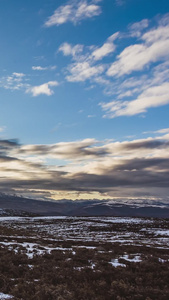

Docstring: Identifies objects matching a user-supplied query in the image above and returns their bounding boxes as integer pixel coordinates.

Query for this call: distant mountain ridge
[0,193,169,218]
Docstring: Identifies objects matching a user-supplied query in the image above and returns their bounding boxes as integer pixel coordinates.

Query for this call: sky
[0,0,169,203]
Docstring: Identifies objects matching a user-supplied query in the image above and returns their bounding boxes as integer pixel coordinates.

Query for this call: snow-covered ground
[0,216,169,258]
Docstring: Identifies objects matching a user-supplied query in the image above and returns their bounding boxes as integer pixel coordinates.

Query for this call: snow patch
[0,293,13,299]
[109,259,126,268]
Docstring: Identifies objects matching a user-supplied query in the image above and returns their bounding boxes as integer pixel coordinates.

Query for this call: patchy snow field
[0,216,169,258]
[0,216,169,299]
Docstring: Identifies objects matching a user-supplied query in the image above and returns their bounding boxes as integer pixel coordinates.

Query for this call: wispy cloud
[59,32,118,62]
[143,128,169,135]
[87,114,96,118]
[66,62,105,82]
[58,43,84,58]
[100,55,169,117]
[31,13,169,116]
[26,81,59,97]
[92,32,119,61]
[57,15,169,88]
[128,19,149,37]
[58,32,118,82]
[0,126,6,133]
[0,72,60,97]
[44,0,102,27]
[0,72,28,91]
[115,0,125,6]
[100,82,169,117]
[107,19,169,77]
[32,66,57,71]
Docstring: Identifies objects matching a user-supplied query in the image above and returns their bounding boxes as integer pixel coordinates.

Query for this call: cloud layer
[1,130,169,201]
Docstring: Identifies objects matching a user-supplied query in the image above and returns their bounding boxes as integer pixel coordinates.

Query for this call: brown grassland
[0,216,168,299]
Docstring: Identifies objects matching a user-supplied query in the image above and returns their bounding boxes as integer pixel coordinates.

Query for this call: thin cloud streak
[32,66,57,71]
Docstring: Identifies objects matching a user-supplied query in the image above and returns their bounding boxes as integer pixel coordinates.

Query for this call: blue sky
[0,0,169,202]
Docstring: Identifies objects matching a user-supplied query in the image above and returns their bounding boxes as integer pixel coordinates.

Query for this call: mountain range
[0,193,169,218]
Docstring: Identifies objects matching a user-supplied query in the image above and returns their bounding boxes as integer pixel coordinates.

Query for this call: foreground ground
[0,216,169,299]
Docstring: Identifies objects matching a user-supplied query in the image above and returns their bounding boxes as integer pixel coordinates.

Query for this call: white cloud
[26,81,59,97]
[58,43,84,58]
[66,61,104,82]
[0,72,59,97]
[116,0,125,6]
[100,82,169,118]
[156,128,169,134]
[45,4,72,26]
[58,33,118,82]
[143,128,169,135]
[107,22,169,77]
[32,66,56,71]
[92,32,119,60]
[112,60,169,100]
[0,126,6,133]
[129,19,149,37]
[88,114,96,118]
[0,72,27,91]
[99,56,169,115]
[12,72,25,77]
[56,14,169,119]
[92,43,115,61]
[59,32,118,63]
[44,0,101,27]
[142,24,169,43]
